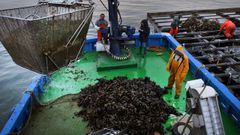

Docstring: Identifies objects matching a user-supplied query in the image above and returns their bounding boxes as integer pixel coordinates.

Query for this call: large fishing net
[0,3,93,74]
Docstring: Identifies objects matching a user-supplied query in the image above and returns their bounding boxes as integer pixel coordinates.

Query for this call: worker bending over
[95,13,109,43]
[219,18,236,39]
[139,19,150,57]
[169,16,181,36]
[164,45,189,99]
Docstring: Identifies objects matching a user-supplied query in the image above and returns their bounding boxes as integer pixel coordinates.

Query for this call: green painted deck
[22,48,239,135]
[96,52,137,71]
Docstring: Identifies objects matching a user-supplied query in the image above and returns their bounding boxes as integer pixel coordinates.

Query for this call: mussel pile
[76,77,181,135]
[182,14,220,31]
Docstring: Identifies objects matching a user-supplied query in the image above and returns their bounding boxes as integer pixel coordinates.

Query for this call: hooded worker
[95,13,109,43]
[164,45,189,99]
[169,15,181,36]
[139,19,150,57]
[219,18,236,39]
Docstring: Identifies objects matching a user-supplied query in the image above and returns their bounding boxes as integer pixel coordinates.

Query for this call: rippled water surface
[1,0,240,130]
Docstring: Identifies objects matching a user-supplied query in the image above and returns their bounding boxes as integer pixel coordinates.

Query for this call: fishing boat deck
[20,48,239,135]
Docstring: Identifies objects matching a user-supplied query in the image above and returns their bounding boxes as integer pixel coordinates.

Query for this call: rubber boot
[174,95,180,99]
[104,38,108,44]
[143,47,147,58]
[139,46,142,55]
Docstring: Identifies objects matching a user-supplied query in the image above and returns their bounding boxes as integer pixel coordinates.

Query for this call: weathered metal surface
[0,3,93,74]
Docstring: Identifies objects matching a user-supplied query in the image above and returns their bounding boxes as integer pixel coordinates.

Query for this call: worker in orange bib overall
[219,18,236,39]
[164,45,189,99]
[95,13,109,43]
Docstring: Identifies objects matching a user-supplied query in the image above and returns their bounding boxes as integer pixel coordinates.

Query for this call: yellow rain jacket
[166,45,189,96]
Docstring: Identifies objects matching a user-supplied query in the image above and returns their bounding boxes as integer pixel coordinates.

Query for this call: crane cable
[99,0,109,11]
[99,0,122,25]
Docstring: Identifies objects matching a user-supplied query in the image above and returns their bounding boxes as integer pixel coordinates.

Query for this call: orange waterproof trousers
[97,30,102,41]
[167,66,183,96]
[224,26,236,38]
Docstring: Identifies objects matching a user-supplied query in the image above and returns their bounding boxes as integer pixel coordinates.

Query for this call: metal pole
[108,0,121,56]
[181,113,193,135]
[205,62,240,68]
[177,35,224,41]
[188,47,228,53]
[215,72,240,77]
[227,85,240,89]
[184,39,240,47]
[176,30,219,36]
[195,53,240,59]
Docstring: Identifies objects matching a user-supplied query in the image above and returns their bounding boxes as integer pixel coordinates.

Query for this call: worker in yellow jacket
[165,45,189,99]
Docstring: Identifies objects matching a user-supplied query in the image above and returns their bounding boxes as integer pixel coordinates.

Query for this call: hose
[172,122,193,135]
[169,80,209,133]
[103,43,131,60]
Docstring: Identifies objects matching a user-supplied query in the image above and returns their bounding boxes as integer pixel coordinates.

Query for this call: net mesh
[0,3,93,74]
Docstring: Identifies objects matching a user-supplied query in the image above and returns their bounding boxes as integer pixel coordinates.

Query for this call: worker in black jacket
[139,19,150,57]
